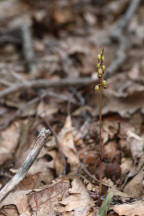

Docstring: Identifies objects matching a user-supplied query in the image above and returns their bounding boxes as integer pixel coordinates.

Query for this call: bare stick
[106,36,130,79]
[112,0,141,31]
[0,128,51,203]
[0,90,78,131]
[0,77,98,99]
[21,18,36,73]
[105,0,141,79]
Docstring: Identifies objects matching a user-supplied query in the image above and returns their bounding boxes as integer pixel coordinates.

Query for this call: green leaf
[98,192,113,216]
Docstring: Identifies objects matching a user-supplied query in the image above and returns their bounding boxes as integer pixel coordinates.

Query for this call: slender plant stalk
[98,83,103,207]
[95,49,107,207]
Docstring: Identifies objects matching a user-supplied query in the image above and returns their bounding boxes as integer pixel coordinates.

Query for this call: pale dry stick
[0,128,51,203]
[105,0,142,79]
[21,18,36,73]
[106,36,130,79]
[0,77,98,99]
[0,79,12,87]
[0,96,40,131]
[0,90,78,131]
[9,71,29,84]
[112,0,141,31]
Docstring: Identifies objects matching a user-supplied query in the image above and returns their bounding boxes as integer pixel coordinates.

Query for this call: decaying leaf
[58,115,79,171]
[0,179,70,216]
[103,74,144,117]
[123,169,144,198]
[112,200,144,216]
[60,177,94,216]
[127,130,144,160]
[0,122,20,165]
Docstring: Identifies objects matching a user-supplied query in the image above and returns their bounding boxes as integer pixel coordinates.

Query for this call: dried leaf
[0,122,20,165]
[60,178,94,216]
[0,179,70,216]
[58,115,79,171]
[123,169,143,198]
[112,201,144,216]
[127,130,144,160]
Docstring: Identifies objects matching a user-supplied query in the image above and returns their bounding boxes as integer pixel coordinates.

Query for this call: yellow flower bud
[95,85,99,91]
[101,56,104,62]
[102,65,106,72]
[97,63,101,68]
[98,68,103,76]
[97,54,101,61]
[102,80,107,86]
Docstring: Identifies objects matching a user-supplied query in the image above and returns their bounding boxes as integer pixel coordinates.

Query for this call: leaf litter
[0,0,144,215]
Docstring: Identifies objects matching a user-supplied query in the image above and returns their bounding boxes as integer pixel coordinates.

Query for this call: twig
[0,90,77,131]
[0,77,98,99]
[112,0,141,31]
[9,71,28,84]
[105,0,141,79]
[135,79,144,85]
[106,36,131,79]
[0,35,21,45]
[0,96,40,131]
[0,79,12,87]
[21,18,36,73]
[0,128,51,203]
[42,119,67,175]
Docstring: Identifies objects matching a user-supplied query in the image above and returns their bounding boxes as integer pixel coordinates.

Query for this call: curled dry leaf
[37,101,59,119]
[0,179,70,216]
[58,115,79,171]
[0,190,30,216]
[0,122,20,165]
[60,177,94,216]
[112,200,144,216]
[103,74,144,117]
[123,169,144,198]
[127,130,144,160]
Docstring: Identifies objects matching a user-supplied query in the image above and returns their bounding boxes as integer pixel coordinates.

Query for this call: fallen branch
[0,77,98,99]
[0,90,78,131]
[105,0,141,79]
[0,128,51,203]
[21,18,36,73]
[112,0,141,31]
[106,36,131,79]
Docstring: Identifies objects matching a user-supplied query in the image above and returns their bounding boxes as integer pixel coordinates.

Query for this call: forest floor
[0,0,144,215]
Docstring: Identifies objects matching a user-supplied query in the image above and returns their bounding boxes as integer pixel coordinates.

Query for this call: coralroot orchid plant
[95,48,107,206]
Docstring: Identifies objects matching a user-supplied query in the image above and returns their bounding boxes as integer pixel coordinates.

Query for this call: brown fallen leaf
[0,179,70,216]
[103,74,144,117]
[58,115,79,171]
[112,200,144,216]
[123,169,143,198]
[60,177,94,216]
[0,190,30,216]
[126,130,144,160]
[37,101,59,119]
[28,179,69,216]
[0,122,20,165]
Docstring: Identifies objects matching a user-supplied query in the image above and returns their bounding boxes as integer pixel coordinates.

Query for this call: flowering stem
[98,81,103,207]
[95,48,106,207]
